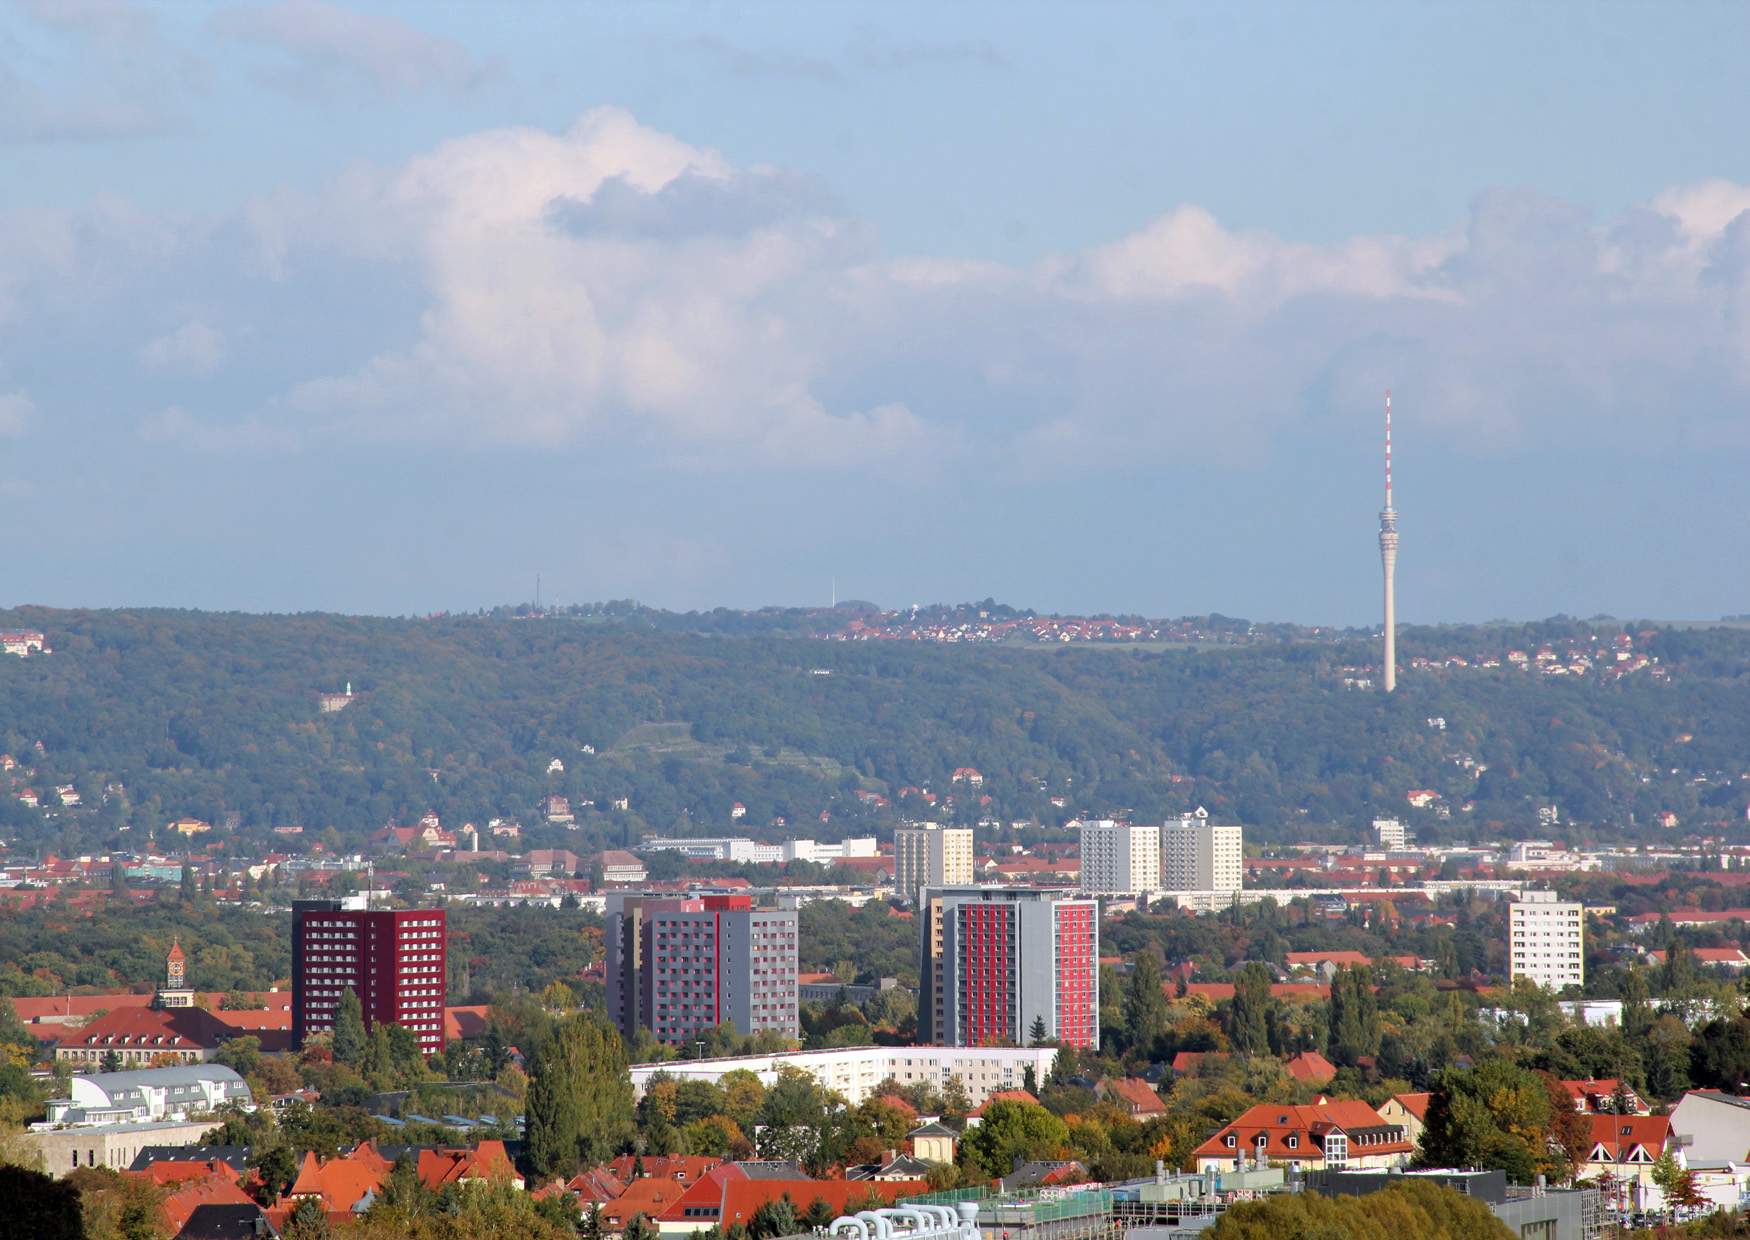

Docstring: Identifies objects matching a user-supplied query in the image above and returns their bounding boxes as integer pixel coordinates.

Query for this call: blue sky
[2,0,1748,623]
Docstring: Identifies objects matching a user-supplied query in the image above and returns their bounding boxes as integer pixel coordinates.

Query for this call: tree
[332,989,366,1067]
[0,1165,81,1240]
[1122,952,1168,1059]
[99,1050,123,1074]
[525,1015,635,1179]
[1207,1179,1514,1239]
[1225,963,1273,1057]
[1690,1016,1750,1092]
[1418,1062,1560,1182]
[1029,1015,1049,1047]
[284,1196,332,1240]
[1328,966,1381,1066]
[623,1215,659,1240]
[959,1099,1070,1178]
[748,1194,798,1240]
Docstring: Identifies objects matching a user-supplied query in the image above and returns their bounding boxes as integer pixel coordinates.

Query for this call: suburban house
[1379,1093,1430,1152]
[1193,1098,1413,1173]
[1576,1114,1676,1212]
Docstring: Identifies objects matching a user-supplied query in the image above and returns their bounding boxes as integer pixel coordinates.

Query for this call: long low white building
[631,1044,1057,1106]
[39,1065,252,1128]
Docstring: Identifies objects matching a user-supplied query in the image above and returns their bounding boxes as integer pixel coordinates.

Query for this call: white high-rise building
[1161,810,1242,893]
[895,825,974,904]
[1078,820,1161,895]
[1508,889,1584,991]
[1372,818,1406,850]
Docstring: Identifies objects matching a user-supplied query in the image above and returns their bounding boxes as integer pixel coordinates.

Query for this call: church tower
[154,939,194,1009]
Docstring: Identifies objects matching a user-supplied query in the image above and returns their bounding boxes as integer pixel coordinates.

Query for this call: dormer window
[1287,1136,1299,1150]
[1226,1135,1236,1147]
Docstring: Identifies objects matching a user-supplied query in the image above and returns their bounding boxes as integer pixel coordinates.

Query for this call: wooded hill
[1,606,1747,849]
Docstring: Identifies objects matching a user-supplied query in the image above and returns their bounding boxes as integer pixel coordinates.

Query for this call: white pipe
[831,1219,867,1240]
[857,1211,893,1240]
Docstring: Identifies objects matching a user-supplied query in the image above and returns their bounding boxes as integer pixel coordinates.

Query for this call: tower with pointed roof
[155,939,195,1008]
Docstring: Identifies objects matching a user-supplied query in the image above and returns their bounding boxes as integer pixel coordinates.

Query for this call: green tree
[1122,952,1168,1058]
[1225,963,1273,1057]
[526,1015,635,1179]
[1028,1015,1049,1047]
[332,989,366,1067]
[1207,1179,1514,1239]
[959,1099,1070,1178]
[284,1196,332,1240]
[99,1050,123,1074]
[748,1194,798,1240]
[0,1165,81,1240]
[1328,965,1381,1066]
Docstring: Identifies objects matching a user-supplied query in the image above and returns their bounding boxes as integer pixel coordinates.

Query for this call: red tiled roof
[160,1174,257,1234]
[970,1089,1039,1117]
[419,1140,519,1188]
[1285,950,1373,967]
[566,1168,629,1203]
[602,1175,690,1226]
[604,1154,720,1183]
[1178,982,1332,1002]
[1284,1051,1338,1084]
[55,1004,236,1051]
[1392,1092,1431,1120]
[1099,1078,1166,1115]
[128,1160,237,1187]
[286,1149,384,1213]
[717,1178,923,1227]
[1586,1114,1671,1161]
[445,1005,492,1040]
[1194,1098,1411,1162]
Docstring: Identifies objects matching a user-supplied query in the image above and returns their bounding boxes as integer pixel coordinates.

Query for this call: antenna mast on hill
[1379,390,1399,693]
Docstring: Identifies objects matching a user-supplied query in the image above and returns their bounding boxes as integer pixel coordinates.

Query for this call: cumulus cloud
[138,320,223,375]
[212,0,496,98]
[6,107,1750,475]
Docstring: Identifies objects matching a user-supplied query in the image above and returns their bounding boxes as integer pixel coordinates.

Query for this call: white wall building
[1372,818,1406,850]
[1508,889,1585,990]
[895,825,974,904]
[630,1044,1057,1107]
[1078,820,1161,895]
[40,1065,252,1129]
[1161,811,1242,894]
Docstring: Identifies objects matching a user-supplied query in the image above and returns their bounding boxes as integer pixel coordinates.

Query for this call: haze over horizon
[3,2,1749,625]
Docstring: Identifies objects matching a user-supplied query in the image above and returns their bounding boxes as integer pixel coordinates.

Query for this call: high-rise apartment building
[1161,811,1242,893]
[1508,889,1584,991]
[1372,818,1407,851]
[606,894,798,1046]
[1078,820,1161,895]
[894,825,974,904]
[292,899,448,1056]
[917,888,1098,1049]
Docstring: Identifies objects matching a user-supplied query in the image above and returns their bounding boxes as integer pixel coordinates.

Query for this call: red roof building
[1283,1051,1338,1085]
[1193,1097,1413,1173]
[1097,1077,1167,1118]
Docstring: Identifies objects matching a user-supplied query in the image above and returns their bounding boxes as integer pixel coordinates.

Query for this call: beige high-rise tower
[1379,390,1398,693]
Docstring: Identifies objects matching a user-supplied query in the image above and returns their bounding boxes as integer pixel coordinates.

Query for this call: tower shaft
[1379,391,1397,693]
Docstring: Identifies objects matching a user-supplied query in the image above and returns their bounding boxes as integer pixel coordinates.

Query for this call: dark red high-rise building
[292,900,448,1056]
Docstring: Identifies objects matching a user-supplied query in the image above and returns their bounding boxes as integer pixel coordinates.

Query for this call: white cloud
[212,0,497,98]
[7,107,1750,475]
[139,320,223,375]
[0,391,33,437]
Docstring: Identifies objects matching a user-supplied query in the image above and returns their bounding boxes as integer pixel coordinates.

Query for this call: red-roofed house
[1283,1051,1337,1086]
[158,1173,264,1236]
[1379,1093,1431,1151]
[419,1140,521,1190]
[285,1148,385,1214]
[1170,1051,1229,1077]
[1647,947,1750,973]
[1193,1097,1412,1173]
[1559,1078,1650,1116]
[54,1005,238,1067]
[1097,1078,1166,1118]
[1578,1114,1675,1211]
[713,1178,924,1232]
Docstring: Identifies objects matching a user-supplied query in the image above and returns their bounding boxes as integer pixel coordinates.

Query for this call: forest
[1,605,1749,851]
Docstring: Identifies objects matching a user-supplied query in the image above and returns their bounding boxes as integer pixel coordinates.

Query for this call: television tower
[1379,390,1398,692]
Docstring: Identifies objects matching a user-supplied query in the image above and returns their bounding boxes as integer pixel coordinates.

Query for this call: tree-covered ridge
[1,606,1748,844]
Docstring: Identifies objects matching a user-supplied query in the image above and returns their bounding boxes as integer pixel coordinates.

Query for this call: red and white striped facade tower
[1379,390,1399,692]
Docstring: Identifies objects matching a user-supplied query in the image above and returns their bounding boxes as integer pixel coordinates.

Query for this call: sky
[2,1,1749,625]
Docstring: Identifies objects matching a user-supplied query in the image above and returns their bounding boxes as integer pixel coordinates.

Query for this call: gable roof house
[1576,1114,1676,1213]
[1193,1097,1412,1174]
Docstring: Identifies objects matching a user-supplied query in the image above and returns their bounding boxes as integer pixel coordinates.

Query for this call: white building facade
[895,825,974,904]
[1508,889,1585,990]
[1078,821,1161,895]
[630,1044,1057,1107]
[1162,812,1242,893]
